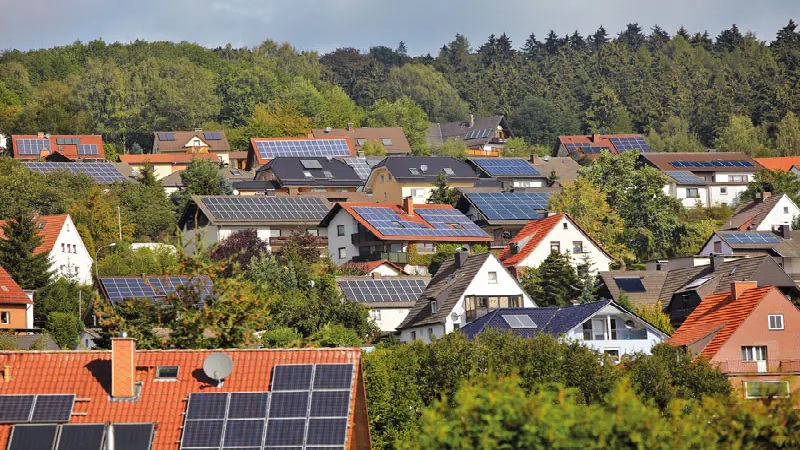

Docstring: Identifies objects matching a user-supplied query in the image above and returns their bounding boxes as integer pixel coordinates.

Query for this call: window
[513,180,536,188]
[416,243,435,253]
[303,171,313,178]
[573,241,584,254]
[428,328,435,339]
[370,309,382,321]
[744,381,790,399]
[412,188,426,198]
[307,229,319,237]
[488,271,498,284]
[769,314,784,330]
[464,295,523,321]
[582,318,612,341]
[381,138,393,146]
[61,243,65,253]
[337,225,345,237]
[742,346,767,361]
[338,247,347,259]
[0,312,8,324]
[686,188,699,198]
[430,300,438,313]
[713,241,722,253]
[729,175,747,183]
[785,207,790,214]
[604,349,621,364]
[582,321,593,340]
[379,175,385,183]
[410,331,417,340]
[720,187,728,195]
[269,229,281,238]
[562,222,568,230]
[409,167,420,175]
[72,245,77,254]
[156,366,179,380]
[383,192,387,201]
[550,241,560,253]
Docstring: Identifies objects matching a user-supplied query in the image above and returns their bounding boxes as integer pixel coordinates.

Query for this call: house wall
[184,223,325,254]
[369,265,403,276]
[698,237,734,256]
[756,196,799,231]
[367,167,475,204]
[518,216,612,273]
[50,216,93,285]
[665,183,709,208]
[370,307,410,332]
[328,212,360,265]
[564,304,666,356]
[709,184,748,206]
[0,304,31,329]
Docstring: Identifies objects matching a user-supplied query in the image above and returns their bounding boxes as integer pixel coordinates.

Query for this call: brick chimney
[780,224,791,239]
[37,132,44,139]
[592,134,601,143]
[731,281,758,300]
[111,335,136,398]
[469,114,475,128]
[454,251,468,269]
[346,123,354,132]
[402,197,414,215]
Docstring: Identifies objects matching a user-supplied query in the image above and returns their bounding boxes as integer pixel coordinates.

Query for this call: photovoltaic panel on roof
[15,139,51,155]
[722,232,780,244]
[203,131,221,140]
[186,392,229,420]
[99,276,213,306]
[76,143,99,155]
[269,391,310,418]
[223,419,265,447]
[301,159,323,169]
[57,424,105,450]
[157,132,175,141]
[198,196,330,221]
[271,365,314,391]
[670,160,754,168]
[466,192,549,221]
[264,418,306,447]
[614,277,646,293]
[181,419,224,448]
[113,423,155,450]
[665,171,705,185]
[352,206,488,238]
[254,139,351,159]
[228,392,270,419]
[609,136,651,153]
[25,162,129,183]
[306,418,348,446]
[472,158,540,176]
[313,364,354,391]
[338,278,428,304]
[310,391,351,418]
[0,396,35,423]
[502,315,537,329]
[30,394,75,422]
[8,424,58,450]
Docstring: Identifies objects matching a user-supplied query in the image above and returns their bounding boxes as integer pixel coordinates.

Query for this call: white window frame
[430,300,438,313]
[744,380,790,399]
[604,348,621,364]
[269,229,281,238]
[337,224,345,237]
[155,365,179,381]
[686,187,700,198]
[488,271,498,284]
[573,241,583,254]
[412,188,426,198]
[370,309,382,321]
[768,314,784,330]
[741,345,767,361]
[338,247,346,259]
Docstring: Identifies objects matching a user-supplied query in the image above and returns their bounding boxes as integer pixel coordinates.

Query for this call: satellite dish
[232,189,240,196]
[45,133,51,139]
[203,352,233,386]
[420,165,428,172]
[624,320,635,329]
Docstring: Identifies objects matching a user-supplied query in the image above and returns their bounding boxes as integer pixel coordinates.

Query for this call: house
[229,150,249,170]
[555,134,651,160]
[467,157,553,189]
[528,155,581,187]
[639,152,762,207]
[397,252,534,343]
[253,157,364,194]
[498,214,613,278]
[0,339,371,449]
[697,227,800,279]
[456,191,551,249]
[179,195,331,254]
[723,193,799,231]
[0,214,93,285]
[23,161,134,184]
[119,153,220,180]
[97,276,214,307]
[657,255,800,328]
[426,115,513,157]
[667,282,800,400]
[337,274,430,332]
[341,156,386,181]
[320,200,491,271]
[310,124,412,155]
[755,156,800,176]
[10,133,106,161]
[152,130,232,162]
[246,138,355,171]
[75,328,100,350]
[339,260,408,276]
[460,300,669,359]
[0,265,33,329]
[597,270,670,309]
[11,333,59,350]
[365,156,480,204]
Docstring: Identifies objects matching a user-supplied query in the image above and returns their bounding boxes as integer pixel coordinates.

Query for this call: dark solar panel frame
[186,392,230,420]
[614,277,647,293]
[722,232,780,244]
[8,424,59,450]
[30,394,75,423]
[222,419,265,448]
[466,192,550,221]
[204,132,222,141]
[609,136,651,153]
[263,418,306,447]
[340,157,371,180]
[25,162,129,183]
[305,418,348,447]
[227,392,270,419]
[312,364,354,391]
[268,392,310,418]
[181,419,225,449]
[309,391,351,418]
[56,423,105,450]
[337,278,428,304]
[352,206,488,238]
[669,160,754,169]
[113,423,155,450]
[271,365,314,391]
[16,139,52,155]
[472,158,540,176]
[254,139,351,159]
[158,132,175,141]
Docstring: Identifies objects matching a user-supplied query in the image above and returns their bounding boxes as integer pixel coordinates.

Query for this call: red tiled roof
[755,156,800,172]
[498,214,564,267]
[0,214,68,255]
[340,260,406,275]
[558,134,643,159]
[119,153,220,164]
[249,138,355,165]
[0,348,365,450]
[153,131,231,153]
[666,286,773,359]
[0,266,31,305]
[11,135,105,160]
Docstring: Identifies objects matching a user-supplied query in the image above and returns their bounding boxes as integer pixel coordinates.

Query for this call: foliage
[311,323,362,347]
[431,138,467,160]
[382,64,469,122]
[34,278,92,327]
[96,243,181,278]
[261,327,303,348]
[68,184,135,254]
[646,116,705,152]
[365,97,430,154]
[634,301,674,334]
[169,158,234,214]
[499,137,532,157]
[0,213,53,289]
[111,167,176,241]
[227,103,313,150]
[0,158,66,217]
[775,111,800,156]
[510,95,581,145]
[518,251,580,306]
[427,172,460,206]
[210,229,269,274]
[741,169,800,206]
[360,140,387,156]
[715,114,763,154]
[45,312,82,349]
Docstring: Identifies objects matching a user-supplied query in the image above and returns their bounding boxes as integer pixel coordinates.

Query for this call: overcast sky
[2,0,799,55]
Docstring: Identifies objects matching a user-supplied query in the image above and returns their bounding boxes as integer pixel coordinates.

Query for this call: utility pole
[116,205,122,241]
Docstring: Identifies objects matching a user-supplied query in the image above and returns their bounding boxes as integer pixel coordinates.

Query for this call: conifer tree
[0,213,53,289]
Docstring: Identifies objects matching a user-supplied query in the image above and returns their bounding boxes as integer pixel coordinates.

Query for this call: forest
[2,21,800,157]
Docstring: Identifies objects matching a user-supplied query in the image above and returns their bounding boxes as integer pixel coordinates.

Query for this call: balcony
[490,137,507,144]
[269,236,327,256]
[353,251,409,264]
[715,359,800,374]
[351,231,383,246]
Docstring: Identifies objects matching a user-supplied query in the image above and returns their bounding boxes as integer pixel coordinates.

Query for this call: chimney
[510,242,519,255]
[469,114,475,128]
[3,365,10,382]
[710,254,724,272]
[454,251,468,269]
[346,123,354,132]
[763,191,772,201]
[37,132,44,139]
[402,197,414,215]
[780,224,791,239]
[593,134,601,143]
[731,281,758,300]
[111,334,136,398]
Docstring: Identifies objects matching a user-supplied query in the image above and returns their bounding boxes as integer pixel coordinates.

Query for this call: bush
[261,327,303,348]
[46,312,83,349]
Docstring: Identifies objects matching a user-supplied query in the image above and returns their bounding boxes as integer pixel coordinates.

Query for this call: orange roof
[11,134,105,160]
[667,286,773,359]
[0,266,31,305]
[119,153,220,164]
[558,134,644,159]
[0,347,366,449]
[0,214,68,255]
[754,156,800,172]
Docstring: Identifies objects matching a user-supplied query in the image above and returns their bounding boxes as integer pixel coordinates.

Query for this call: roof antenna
[203,352,233,387]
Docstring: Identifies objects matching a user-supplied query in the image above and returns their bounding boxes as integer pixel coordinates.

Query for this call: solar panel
[186,392,229,420]
[57,424,105,450]
[306,418,348,446]
[222,419,265,447]
[472,158,540,176]
[614,277,646,293]
[310,391,350,418]
[8,424,58,450]
[99,276,213,306]
[254,139,351,159]
[313,364,354,391]
[264,418,306,447]
[502,315,537,328]
[76,144,100,155]
[669,160,754,169]
[271,365,314,391]
[353,206,487,238]
[228,392,270,419]
[31,394,75,422]
[15,139,51,155]
[269,392,310,418]
[338,278,428,304]
[113,423,155,450]
[466,192,550,221]
[157,132,175,141]
[25,162,129,183]
[181,419,224,448]
[340,157,372,180]
[0,395,35,422]
[198,196,331,221]
[722,232,780,244]
[204,132,221,140]
[609,136,651,153]
[56,137,80,145]
[665,171,705,185]
[301,159,323,169]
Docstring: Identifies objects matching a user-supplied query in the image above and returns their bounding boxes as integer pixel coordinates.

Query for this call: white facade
[663,171,755,208]
[369,307,411,333]
[400,255,534,344]
[563,304,668,357]
[327,210,360,265]
[514,216,612,274]
[751,195,799,231]
[366,264,404,277]
[697,236,734,256]
[50,216,93,285]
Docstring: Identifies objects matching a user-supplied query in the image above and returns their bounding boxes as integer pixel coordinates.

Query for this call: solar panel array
[416,208,488,236]
[99,276,213,306]
[25,162,129,183]
[158,132,175,141]
[199,196,330,221]
[472,158,540,176]
[204,132,222,140]
[0,394,75,423]
[502,315,537,328]
[179,364,354,450]
[77,143,100,155]
[563,142,611,156]
[301,159,323,169]
[16,139,51,155]
[466,192,550,221]
[614,277,646,293]
[609,136,651,153]
[670,160,754,168]
[254,139,351,159]
[721,232,781,244]
[340,157,372,180]
[352,207,488,238]
[665,171,706,185]
[56,137,80,145]
[463,128,492,140]
[338,278,428,304]
[8,423,153,450]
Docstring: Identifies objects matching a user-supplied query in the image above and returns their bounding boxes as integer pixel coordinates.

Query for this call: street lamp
[115,205,122,241]
[95,242,117,281]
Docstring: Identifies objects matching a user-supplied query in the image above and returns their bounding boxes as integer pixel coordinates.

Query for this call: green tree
[0,158,66,217]
[382,64,469,122]
[775,111,800,156]
[715,114,762,154]
[0,213,53,289]
[34,278,92,327]
[169,158,234,214]
[360,140,387,156]
[645,116,705,152]
[741,168,800,206]
[46,312,82,349]
[96,244,180,278]
[68,185,136,254]
[510,95,581,145]
[365,97,431,154]
[111,165,176,241]
[427,172,460,206]
[261,327,303,348]
[227,103,314,150]
[519,251,580,306]
[499,137,532,157]
[432,139,467,159]
[584,86,633,133]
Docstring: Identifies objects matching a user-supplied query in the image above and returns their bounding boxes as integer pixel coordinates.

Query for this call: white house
[460,300,669,360]
[337,274,429,333]
[0,214,93,285]
[397,252,534,343]
[723,193,799,231]
[498,213,613,278]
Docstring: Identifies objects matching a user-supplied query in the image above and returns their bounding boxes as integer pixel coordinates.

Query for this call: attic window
[430,300,438,313]
[502,315,537,328]
[0,286,7,291]
[409,168,420,175]
[303,171,313,178]
[156,366,179,380]
[381,138,393,146]
[37,221,45,230]
[230,170,241,176]
[323,170,334,178]
[443,168,455,175]
[356,138,367,146]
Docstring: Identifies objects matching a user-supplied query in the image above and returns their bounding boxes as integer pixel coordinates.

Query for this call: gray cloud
[1,0,799,55]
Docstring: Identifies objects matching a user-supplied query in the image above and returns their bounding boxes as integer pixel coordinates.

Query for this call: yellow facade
[367,167,475,204]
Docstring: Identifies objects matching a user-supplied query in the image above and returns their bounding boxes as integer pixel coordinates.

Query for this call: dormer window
[303,171,313,178]
[430,300,438,313]
[156,366,179,380]
[381,138,393,146]
[409,168,420,175]
[443,168,455,175]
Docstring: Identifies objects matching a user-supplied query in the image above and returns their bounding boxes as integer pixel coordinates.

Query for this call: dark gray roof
[398,253,493,329]
[724,194,791,230]
[256,157,363,188]
[336,276,430,307]
[373,156,479,183]
[10,333,59,350]
[598,271,669,308]
[708,230,800,257]
[427,115,512,148]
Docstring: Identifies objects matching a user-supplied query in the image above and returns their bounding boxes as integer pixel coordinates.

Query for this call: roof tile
[0,214,68,255]
[0,266,31,305]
